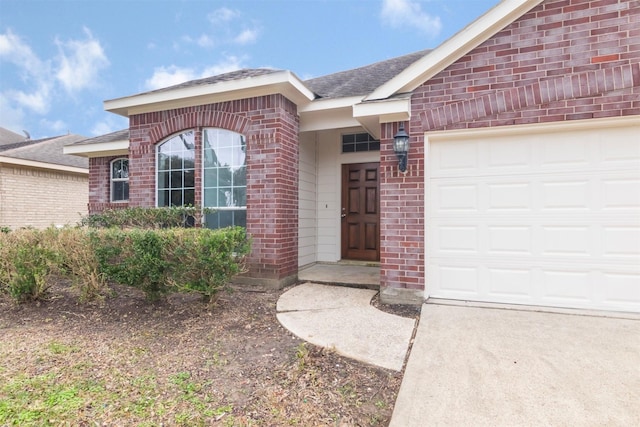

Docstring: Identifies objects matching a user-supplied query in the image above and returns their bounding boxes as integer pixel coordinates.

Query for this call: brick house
[1,128,88,229]
[65,0,639,313]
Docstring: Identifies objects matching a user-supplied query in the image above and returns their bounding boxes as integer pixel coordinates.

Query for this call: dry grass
[0,282,408,426]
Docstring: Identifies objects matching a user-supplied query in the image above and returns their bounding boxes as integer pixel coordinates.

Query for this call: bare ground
[0,281,420,426]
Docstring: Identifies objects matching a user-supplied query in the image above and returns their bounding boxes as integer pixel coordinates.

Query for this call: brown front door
[341,162,380,261]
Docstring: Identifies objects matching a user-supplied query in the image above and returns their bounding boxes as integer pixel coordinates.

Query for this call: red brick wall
[416,0,640,130]
[90,94,300,284]
[381,0,640,297]
[88,156,129,213]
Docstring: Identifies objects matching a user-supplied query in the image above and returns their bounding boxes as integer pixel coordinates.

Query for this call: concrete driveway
[391,303,640,426]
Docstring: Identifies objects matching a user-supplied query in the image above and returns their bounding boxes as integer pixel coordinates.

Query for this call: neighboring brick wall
[0,164,88,229]
[90,94,300,285]
[380,0,640,299]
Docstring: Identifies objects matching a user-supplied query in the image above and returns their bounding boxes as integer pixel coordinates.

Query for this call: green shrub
[0,224,251,304]
[0,229,55,302]
[93,229,171,301]
[80,206,210,229]
[168,227,250,302]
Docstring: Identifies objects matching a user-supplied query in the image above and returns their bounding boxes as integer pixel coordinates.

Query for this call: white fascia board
[353,96,411,123]
[105,70,315,117]
[63,140,130,158]
[0,156,88,174]
[298,96,363,113]
[365,0,543,101]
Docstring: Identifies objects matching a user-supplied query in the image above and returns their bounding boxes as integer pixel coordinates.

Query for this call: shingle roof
[66,128,129,147]
[134,68,280,96]
[0,134,89,169]
[304,49,431,99]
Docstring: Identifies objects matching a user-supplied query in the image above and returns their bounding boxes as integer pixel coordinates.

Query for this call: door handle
[341,213,346,218]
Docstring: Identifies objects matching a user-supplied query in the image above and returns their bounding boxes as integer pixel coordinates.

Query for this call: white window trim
[110,157,129,202]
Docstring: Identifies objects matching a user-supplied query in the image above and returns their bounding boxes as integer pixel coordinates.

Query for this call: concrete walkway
[276,282,415,371]
[390,303,640,426]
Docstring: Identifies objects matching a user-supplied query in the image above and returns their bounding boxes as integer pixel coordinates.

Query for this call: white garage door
[426,117,640,313]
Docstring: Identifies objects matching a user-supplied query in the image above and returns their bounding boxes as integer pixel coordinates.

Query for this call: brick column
[240,96,300,289]
[379,121,425,305]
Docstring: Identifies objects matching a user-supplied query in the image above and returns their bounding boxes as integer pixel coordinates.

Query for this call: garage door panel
[487,226,532,255]
[541,180,591,210]
[541,225,591,256]
[487,268,532,299]
[487,182,532,211]
[427,119,640,313]
[540,270,593,303]
[603,226,640,258]
[602,178,640,210]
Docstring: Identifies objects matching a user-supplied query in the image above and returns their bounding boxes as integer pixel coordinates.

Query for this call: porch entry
[341,162,380,262]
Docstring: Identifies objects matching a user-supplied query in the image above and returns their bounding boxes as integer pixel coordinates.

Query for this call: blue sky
[0,0,497,139]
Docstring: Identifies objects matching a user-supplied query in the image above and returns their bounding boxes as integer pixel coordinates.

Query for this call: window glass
[203,128,246,228]
[156,131,195,207]
[111,158,129,202]
[341,132,380,153]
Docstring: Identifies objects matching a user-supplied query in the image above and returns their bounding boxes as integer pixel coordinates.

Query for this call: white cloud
[144,55,248,91]
[380,0,442,38]
[144,65,198,90]
[90,115,127,136]
[0,93,25,135]
[197,34,215,48]
[55,27,110,93]
[234,29,258,45]
[207,7,239,24]
[201,55,247,76]
[0,29,43,71]
[13,89,50,114]
[40,118,67,134]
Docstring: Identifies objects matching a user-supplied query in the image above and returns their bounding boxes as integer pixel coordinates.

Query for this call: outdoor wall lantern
[393,122,410,172]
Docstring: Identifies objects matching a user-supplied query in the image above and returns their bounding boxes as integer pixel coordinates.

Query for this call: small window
[342,133,380,153]
[111,158,129,202]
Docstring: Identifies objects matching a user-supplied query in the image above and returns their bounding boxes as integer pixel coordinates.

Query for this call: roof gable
[365,0,543,101]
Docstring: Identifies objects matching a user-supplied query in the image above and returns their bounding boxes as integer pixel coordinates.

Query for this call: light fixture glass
[393,123,410,172]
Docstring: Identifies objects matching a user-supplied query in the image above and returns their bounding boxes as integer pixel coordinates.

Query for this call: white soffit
[365,0,543,101]
[105,70,315,117]
[353,95,411,123]
[63,139,130,158]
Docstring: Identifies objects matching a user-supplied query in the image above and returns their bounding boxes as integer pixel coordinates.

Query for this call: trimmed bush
[0,222,250,304]
[168,227,250,302]
[80,206,209,229]
[0,229,55,302]
[93,228,172,301]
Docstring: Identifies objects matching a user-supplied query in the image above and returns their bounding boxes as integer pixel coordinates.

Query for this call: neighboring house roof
[0,127,27,146]
[304,49,431,99]
[0,134,89,171]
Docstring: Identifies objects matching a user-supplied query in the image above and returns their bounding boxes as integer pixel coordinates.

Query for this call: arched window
[110,158,129,202]
[203,128,246,228]
[156,130,195,207]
